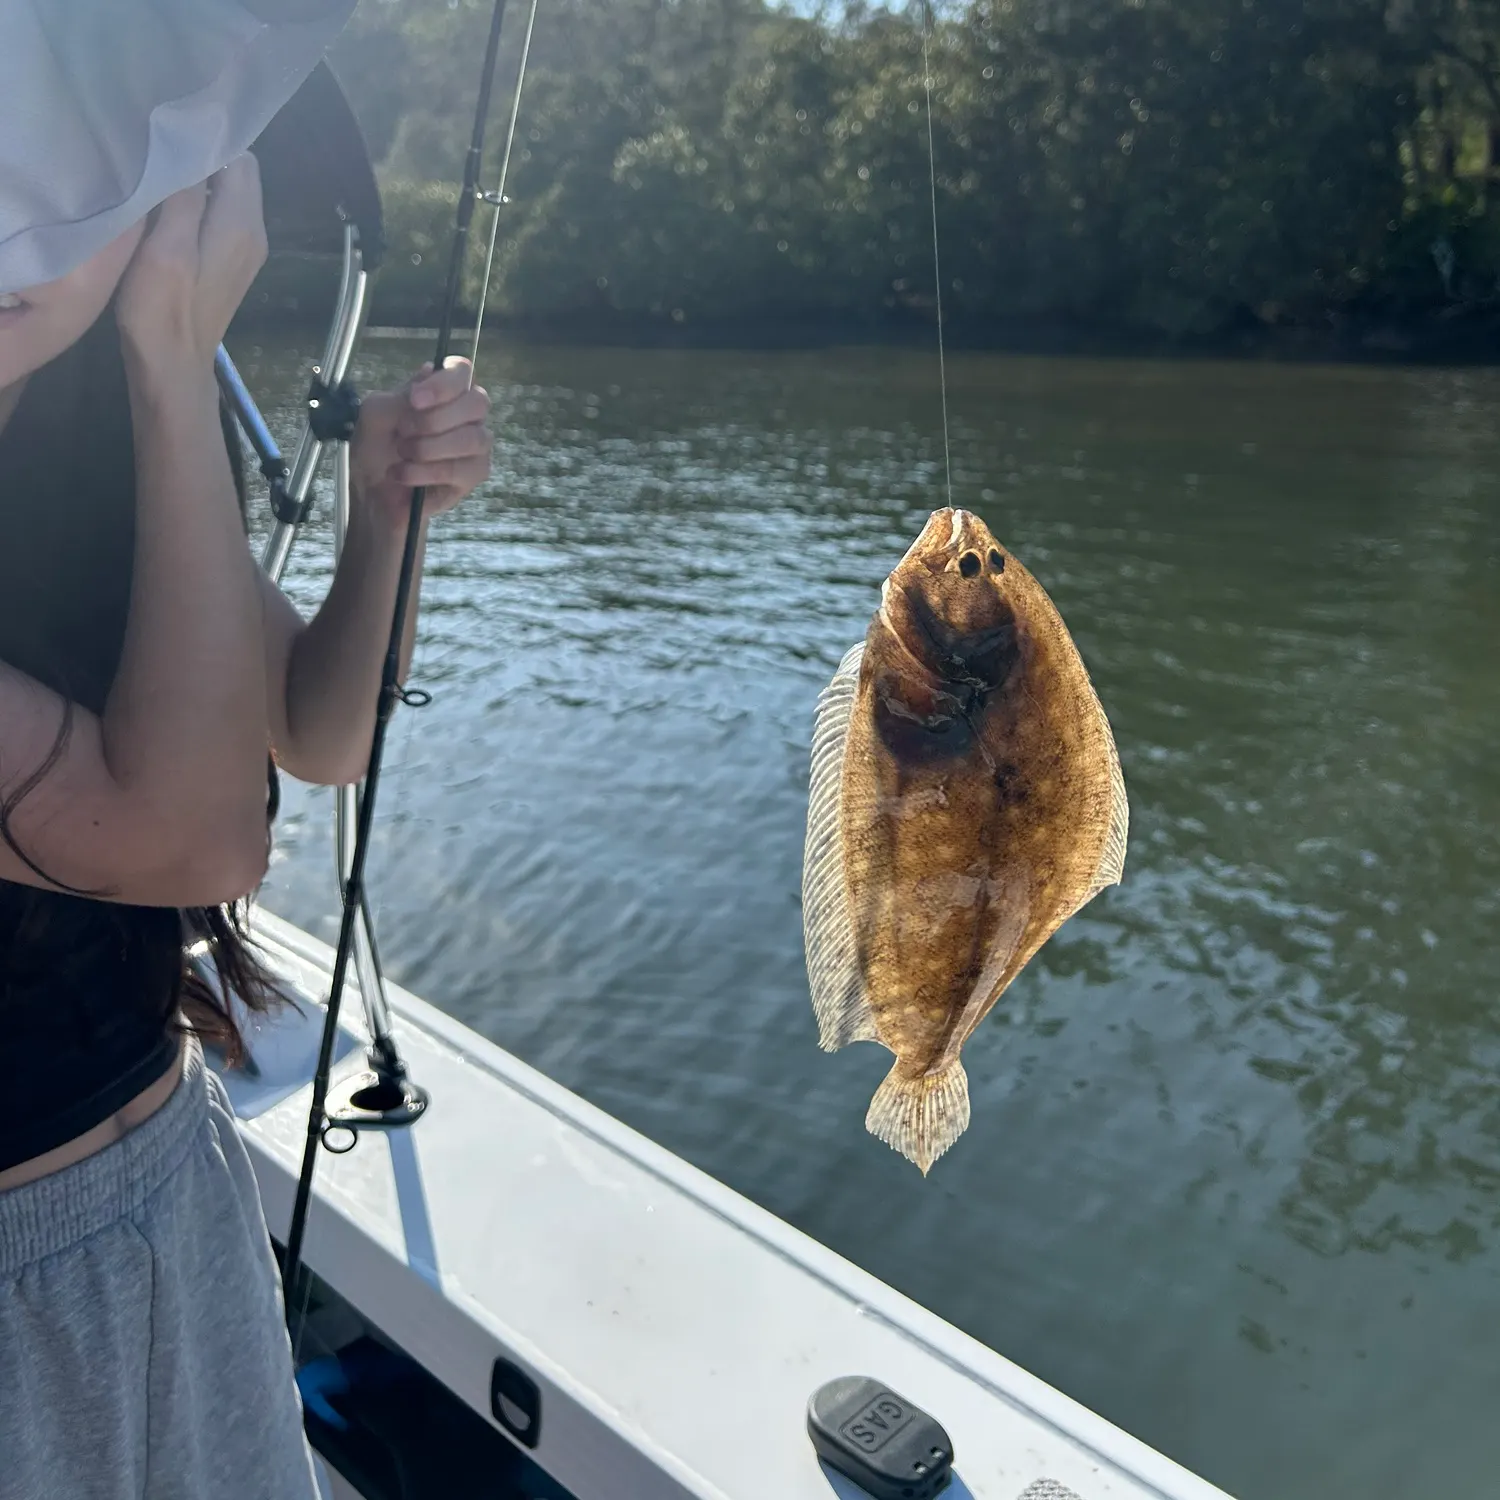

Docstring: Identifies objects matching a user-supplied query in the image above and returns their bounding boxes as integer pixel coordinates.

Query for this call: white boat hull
[222,906,1234,1500]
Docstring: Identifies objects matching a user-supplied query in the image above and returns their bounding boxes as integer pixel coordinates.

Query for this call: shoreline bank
[236,308,1500,366]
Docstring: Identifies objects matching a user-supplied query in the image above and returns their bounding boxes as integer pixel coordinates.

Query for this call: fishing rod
[280,0,523,1338]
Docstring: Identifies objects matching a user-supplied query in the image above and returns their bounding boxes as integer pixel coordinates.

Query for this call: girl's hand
[116,154,268,372]
[351,358,492,530]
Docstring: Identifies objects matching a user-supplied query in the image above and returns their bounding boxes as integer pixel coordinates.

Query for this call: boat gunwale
[243,903,1231,1500]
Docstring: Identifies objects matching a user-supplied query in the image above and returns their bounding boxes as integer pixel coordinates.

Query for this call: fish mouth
[898,507,995,570]
[893,509,955,570]
[943,508,997,561]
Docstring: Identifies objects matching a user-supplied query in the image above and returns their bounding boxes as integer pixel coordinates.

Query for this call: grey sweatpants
[0,1040,321,1500]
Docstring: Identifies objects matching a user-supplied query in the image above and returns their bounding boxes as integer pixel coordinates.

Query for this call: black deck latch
[490,1357,542,1449]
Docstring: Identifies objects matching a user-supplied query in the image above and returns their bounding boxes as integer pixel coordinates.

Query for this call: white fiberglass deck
[225,907,1233,1500]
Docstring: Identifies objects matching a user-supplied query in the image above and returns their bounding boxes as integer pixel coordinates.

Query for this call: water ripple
[239,337,1500,1500]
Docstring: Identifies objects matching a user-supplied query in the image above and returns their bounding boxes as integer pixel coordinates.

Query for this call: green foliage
[371,177,460,324]
[313,0,1500,338]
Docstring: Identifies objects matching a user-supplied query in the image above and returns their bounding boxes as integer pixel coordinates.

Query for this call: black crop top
[0,312,185,1171]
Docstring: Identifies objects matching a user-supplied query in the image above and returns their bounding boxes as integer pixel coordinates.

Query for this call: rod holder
[322,1054,429,1150]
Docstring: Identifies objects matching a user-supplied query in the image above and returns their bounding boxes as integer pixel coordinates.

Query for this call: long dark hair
[0,378,290,1068]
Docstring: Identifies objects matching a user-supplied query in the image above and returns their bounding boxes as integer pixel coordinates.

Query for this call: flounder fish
[803,508,1128,1173]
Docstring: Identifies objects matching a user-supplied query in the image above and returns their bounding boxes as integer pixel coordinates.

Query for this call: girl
[0,143,491,1500]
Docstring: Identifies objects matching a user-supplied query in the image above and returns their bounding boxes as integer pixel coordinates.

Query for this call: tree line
[261,0,1500,344]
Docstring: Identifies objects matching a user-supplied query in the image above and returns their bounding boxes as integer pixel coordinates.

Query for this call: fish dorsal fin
[1084,703,1129,903]
[803,641,876,1050]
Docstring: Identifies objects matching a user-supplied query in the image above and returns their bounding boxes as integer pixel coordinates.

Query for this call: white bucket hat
[0,0,356,293]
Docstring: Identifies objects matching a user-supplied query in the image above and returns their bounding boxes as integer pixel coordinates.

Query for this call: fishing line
[369,0,537,913]
[362,0,537,969]
[471,0,540,372]
[361,0,540,997]
[920,1,953,507]
[281,0,520,1356]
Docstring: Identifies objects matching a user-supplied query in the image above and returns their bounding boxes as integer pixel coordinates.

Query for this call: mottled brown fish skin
[842,508,1120,1083]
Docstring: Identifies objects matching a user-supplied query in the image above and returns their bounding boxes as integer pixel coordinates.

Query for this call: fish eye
[988,549,1004,573]
[958,551,981,578]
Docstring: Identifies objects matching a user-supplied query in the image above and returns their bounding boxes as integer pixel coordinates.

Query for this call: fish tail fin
[865,1059,970,1176]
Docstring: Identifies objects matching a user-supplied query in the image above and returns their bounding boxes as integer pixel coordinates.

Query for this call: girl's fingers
[409,357,475,410]
[387,453,489,493]
[397,422,491,465]
[198,154,268,276]
[404,381,489,435]
[141,182,210,266]
[401,386,490,438]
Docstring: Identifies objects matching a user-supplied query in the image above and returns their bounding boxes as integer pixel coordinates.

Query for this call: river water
[240,334,1500,1500]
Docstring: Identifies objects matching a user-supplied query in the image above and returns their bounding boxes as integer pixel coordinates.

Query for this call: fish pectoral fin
[865,1059,970,1175]
[803,642,875,1050]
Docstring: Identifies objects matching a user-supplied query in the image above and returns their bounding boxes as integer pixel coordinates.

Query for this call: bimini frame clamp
[268,476,309,527]
[306,368,361,445]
